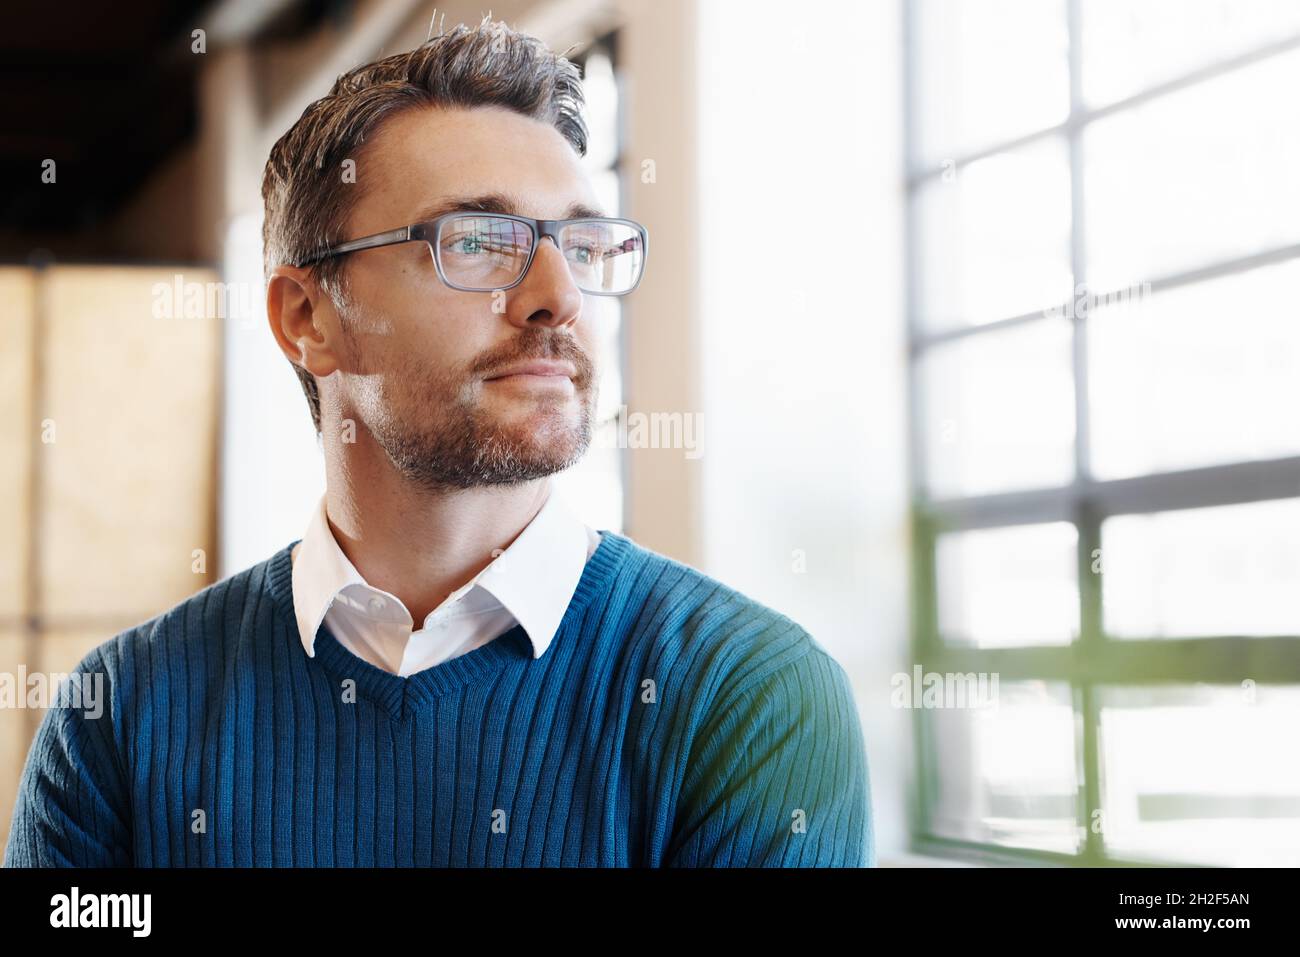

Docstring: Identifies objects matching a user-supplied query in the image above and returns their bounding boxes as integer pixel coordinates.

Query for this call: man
[5,17,872,867]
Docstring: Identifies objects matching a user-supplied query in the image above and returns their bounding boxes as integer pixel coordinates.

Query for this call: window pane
[588,168,621,220]
[1088,260,1300,480]
[556,292,624,533]
[1102,499,1300,638]
[925,680,1082,854]
[580,48,619,170]
[1084,49,1300,291]
[559,41,625,534]
[1100,684,1300,866]
[1082,0,1300,106]
[937,522,1079,647]
[916,138,1073,330]
[913,0,1069,165]
[921,319,1076,497]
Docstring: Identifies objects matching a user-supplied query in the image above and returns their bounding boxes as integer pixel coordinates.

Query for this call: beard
[340,316,598,492]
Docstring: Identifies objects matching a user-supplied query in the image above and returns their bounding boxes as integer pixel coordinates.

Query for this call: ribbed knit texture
[4,530,873,867]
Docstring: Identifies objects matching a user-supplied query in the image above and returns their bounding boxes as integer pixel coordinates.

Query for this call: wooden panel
[40,629,117,680]
[0,270,34,619]
[0,633,30,862]
[39,266,221,618]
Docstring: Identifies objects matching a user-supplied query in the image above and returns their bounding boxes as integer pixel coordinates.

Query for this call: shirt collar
[291,484,593,664]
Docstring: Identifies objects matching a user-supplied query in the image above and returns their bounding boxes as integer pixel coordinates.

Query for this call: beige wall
[0,265,221,859]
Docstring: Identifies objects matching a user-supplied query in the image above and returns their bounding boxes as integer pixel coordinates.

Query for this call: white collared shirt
[290,486,601,677]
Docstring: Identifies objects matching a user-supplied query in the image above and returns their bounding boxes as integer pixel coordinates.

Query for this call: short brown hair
[261,15,589,435]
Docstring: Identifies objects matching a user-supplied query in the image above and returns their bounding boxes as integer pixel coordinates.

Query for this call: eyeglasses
[298,212,648,296]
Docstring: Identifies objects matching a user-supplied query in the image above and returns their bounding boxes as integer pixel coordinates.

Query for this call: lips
[484,359,577,380]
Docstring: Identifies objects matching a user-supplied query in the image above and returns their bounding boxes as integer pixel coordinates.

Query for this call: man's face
[325,104,605,490]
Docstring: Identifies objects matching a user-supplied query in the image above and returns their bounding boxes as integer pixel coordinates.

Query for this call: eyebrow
[412,192,607,222]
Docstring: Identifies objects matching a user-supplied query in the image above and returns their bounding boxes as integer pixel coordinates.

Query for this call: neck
[313,430,553,626]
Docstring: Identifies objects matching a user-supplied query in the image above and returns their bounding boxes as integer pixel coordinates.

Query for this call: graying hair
[261,14,589,434]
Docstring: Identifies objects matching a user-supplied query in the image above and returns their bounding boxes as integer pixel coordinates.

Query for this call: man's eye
[446,234,485,254]
[566,244,600,264]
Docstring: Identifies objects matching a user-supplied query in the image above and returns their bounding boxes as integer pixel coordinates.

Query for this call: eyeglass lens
[435,215,644,293]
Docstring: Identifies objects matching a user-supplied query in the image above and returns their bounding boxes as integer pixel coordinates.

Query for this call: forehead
[349,104,599,231]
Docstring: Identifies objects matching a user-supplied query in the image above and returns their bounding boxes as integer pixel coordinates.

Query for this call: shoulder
[607,532,844,703]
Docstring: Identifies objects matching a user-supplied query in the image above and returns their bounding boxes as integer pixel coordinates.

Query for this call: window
[551,31,629,534]
[905,0,1300,866]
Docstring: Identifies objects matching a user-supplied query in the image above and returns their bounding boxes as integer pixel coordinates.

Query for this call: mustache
[475,329,594,386]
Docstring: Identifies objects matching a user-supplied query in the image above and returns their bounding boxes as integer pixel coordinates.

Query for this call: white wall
[693,0,914,862]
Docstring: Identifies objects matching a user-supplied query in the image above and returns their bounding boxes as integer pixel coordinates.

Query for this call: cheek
[407,303,496,382]
[350,244,441,316]
[353,264,480,366]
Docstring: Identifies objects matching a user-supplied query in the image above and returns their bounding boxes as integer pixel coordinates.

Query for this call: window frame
[562,29,632,535]
[902,0,1300,866]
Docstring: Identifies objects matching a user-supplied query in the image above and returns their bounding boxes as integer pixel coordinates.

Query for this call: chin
[491,394,584,429]
[503,420,584,452]
[499,410,589,455]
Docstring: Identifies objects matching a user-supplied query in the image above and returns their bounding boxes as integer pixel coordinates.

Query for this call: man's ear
[266,265,342,379]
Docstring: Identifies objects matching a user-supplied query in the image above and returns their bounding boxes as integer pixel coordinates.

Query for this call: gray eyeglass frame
[297,211,649,296]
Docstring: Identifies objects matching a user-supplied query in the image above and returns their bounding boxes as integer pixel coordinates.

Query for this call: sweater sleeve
[3,652,131,867]
[666,646,873,867]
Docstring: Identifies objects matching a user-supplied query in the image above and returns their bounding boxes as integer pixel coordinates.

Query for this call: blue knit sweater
[4,530,873,867]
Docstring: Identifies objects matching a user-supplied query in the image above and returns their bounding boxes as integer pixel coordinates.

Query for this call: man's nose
[503,236,583,328]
